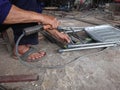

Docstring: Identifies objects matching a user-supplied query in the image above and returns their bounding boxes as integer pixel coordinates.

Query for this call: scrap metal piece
[0,74,39,83]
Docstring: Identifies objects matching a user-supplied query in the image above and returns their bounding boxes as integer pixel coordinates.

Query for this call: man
[0,0,70,61]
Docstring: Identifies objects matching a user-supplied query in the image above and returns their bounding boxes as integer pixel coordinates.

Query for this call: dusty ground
[0,10,120,90]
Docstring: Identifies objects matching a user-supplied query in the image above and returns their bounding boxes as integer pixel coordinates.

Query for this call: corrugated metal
[85,25,120,42]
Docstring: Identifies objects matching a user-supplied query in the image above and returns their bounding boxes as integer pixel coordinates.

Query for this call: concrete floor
[0,11,120,90]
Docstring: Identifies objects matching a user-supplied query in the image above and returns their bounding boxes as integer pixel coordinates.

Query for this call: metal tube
[67,42,119,48]
[58,44,116,53]
[58,27,84,31]
[58,26,84,33]
[65,29,83,33]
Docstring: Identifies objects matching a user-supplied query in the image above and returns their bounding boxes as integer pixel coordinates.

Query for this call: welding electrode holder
[23,24,43,36]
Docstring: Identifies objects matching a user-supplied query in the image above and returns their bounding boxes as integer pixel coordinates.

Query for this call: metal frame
[43,25,120,53]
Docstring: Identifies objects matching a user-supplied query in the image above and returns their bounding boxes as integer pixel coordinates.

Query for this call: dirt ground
[0,10,120,90]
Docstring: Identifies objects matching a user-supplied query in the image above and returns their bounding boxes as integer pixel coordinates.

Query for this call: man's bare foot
[13,45,46,61]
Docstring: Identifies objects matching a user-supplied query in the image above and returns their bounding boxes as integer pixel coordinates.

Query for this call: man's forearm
[3,5,59,29]
[3,5,43,24]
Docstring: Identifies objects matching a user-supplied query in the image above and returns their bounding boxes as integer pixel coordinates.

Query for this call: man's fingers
[42,17,60,30]
[60,32,70,43]
[41,14,60,29]
[64,36,70,43]
[52,18,59,29]
[43,25,52,30]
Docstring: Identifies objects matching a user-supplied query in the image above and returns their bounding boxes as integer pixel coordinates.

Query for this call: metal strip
[67,41,120,48]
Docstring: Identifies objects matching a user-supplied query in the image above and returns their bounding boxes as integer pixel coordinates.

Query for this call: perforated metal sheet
[84,25,120,42]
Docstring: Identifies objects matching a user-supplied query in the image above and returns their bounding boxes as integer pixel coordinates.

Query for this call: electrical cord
[15,32,108,69]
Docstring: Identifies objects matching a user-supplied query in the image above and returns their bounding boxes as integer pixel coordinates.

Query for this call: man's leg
[0,25,10,32]
[10,0,46,61]
[10,0,42,45]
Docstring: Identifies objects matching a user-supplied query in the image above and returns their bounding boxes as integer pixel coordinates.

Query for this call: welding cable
[15,32,108,69]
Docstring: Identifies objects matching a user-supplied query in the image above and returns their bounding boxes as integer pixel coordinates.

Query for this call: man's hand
[46,29,70,43]
[55,31,70,43]
[40,14,59,29]
[43,25,53,30]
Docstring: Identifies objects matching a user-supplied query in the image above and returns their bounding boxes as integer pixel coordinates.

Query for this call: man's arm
[3,5,41,24]
[3,5,59,29]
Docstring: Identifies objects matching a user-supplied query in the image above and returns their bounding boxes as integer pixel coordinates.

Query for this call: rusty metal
[0,74,39,83]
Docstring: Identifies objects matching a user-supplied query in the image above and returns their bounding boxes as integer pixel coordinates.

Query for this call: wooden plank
[0,74,39,83]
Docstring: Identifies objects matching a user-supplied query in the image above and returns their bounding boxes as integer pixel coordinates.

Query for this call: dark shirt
[0,0,12,24]
[0,0,43,24]
[10,0,42,13]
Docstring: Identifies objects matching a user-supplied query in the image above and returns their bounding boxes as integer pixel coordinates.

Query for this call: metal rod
[58,26,84,31]
[67,42,120,48]
[58,26,84,33]
[58,44,116,53]
[65,29,83,33]
[0,74,39,83]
